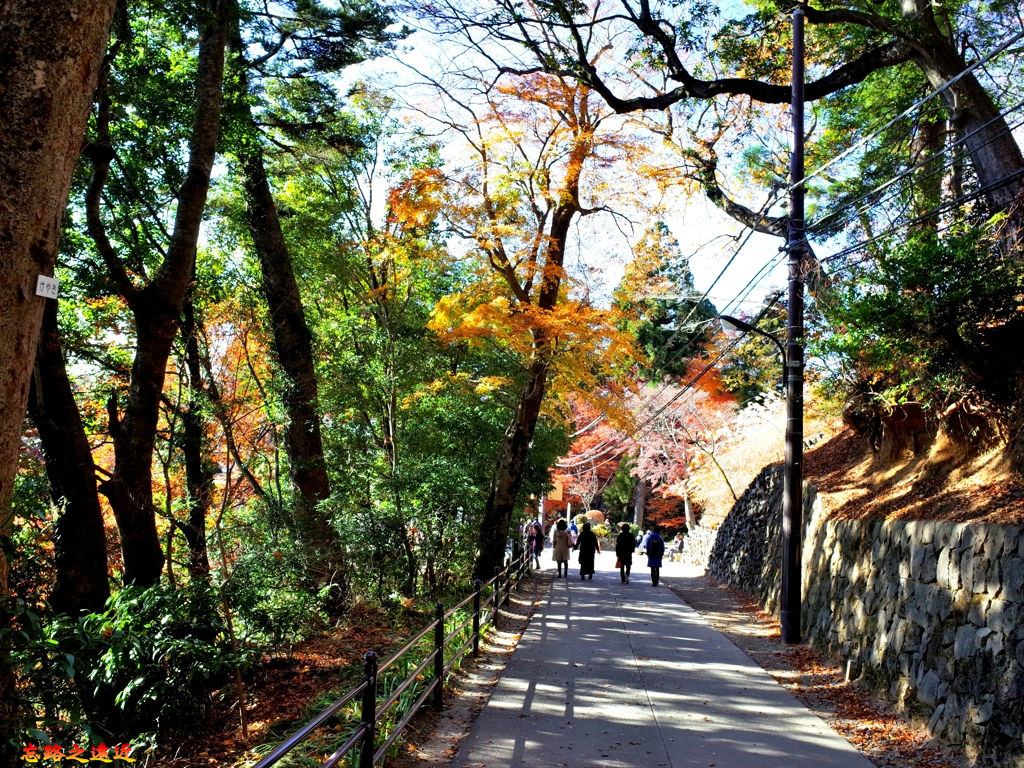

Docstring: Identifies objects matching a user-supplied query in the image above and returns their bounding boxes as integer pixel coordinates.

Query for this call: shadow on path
[453,551,876,768]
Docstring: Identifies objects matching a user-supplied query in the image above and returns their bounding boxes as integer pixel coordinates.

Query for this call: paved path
[454,550,875,768]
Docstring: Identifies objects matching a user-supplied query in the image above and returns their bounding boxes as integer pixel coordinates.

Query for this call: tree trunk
[0,1,117,749]
[180,292,212,577]
[27,300,110,615]
[96,0,228,586]
[250,162,333,518]
[633,479,646,529]
[239,147,334,540]
[228,76,338,586]
[913,37,1024,252]
[911,104,943,233]
[471,130,586,580]
[474,358,551,582]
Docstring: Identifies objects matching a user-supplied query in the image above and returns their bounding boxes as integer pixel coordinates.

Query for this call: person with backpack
[644,525,666,586]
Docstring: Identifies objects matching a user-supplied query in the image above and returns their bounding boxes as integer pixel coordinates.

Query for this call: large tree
[28,301,111,615]
[415,71,641,579]
[427,0,1023,251]
[219,0,398,590]
[86,0,229,585]
[0,0,118,743]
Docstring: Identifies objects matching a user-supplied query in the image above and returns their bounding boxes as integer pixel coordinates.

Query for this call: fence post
[472,579,481,656]
[359,651,377,768]
[492,566,500,614]
[433,602,444,709]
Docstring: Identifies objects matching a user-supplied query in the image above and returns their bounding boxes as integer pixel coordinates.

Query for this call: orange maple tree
[407,70,645,578]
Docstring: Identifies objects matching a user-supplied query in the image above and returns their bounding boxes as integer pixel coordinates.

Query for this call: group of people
[525,518,668,586]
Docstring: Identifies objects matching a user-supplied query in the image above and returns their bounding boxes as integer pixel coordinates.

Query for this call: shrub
[5,581,250,751]
[80,582,250,739]
[584,509,605,525]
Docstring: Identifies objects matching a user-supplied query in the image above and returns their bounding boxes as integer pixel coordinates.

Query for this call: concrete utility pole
[781,6,807,645]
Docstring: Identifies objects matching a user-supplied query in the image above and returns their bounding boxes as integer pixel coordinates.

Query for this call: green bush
[84,582,250,738]
[5,581,250,750]
[226,544,330,645]
[3,598,93,753]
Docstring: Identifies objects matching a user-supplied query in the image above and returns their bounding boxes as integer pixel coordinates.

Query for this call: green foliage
[720,299,786,404]
[80,583,249,737]
[602,456,637,524]
[224,536,331,645]
[4,582,249,750]
[2,598,94,753]
[818,227,1024,404]
[614,222,719,378]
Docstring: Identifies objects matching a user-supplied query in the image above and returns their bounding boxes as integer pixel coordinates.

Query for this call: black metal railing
[251,548,533,768]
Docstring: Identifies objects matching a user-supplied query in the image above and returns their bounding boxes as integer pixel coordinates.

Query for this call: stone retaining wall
[677,525,718,569]
[707,465,1024,767]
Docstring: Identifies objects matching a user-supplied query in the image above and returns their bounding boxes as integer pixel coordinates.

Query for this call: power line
[808,101,1024,236]
[564,34,1023,472]
[797,28,1024,190]
[820,165,1024,266]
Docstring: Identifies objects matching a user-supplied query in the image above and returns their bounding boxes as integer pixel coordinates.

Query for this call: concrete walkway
[454,550,875,768]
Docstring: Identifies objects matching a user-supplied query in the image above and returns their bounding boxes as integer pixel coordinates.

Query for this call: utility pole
[781,6,807,645]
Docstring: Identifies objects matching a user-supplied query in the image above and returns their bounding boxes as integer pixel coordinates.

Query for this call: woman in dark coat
[574,522,600,580]
[528,521,544,567]
[614,523,635,583]
[645,525,666,586]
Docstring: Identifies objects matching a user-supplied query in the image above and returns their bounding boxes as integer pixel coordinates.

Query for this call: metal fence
[251,549,533,768]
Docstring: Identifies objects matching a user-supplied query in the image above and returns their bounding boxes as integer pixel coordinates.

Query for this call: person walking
[574,521,600,580]
[551,519,573,577]
[645,525,666,586]
[527,521,545,568]
[614,523,635,583]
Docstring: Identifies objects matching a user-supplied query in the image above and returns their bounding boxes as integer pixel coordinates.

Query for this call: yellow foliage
[413,71,656,423]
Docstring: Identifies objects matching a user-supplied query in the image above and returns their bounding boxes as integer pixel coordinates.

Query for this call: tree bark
[95,0,229,586]
[633,479,646,529]
[0,0,117,520]
[0,0,117,749]
[27,300,110,615]
[474,358,552,581]
[180,292,212,577]
[683,490,696,529]
[910,36,1024,252]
